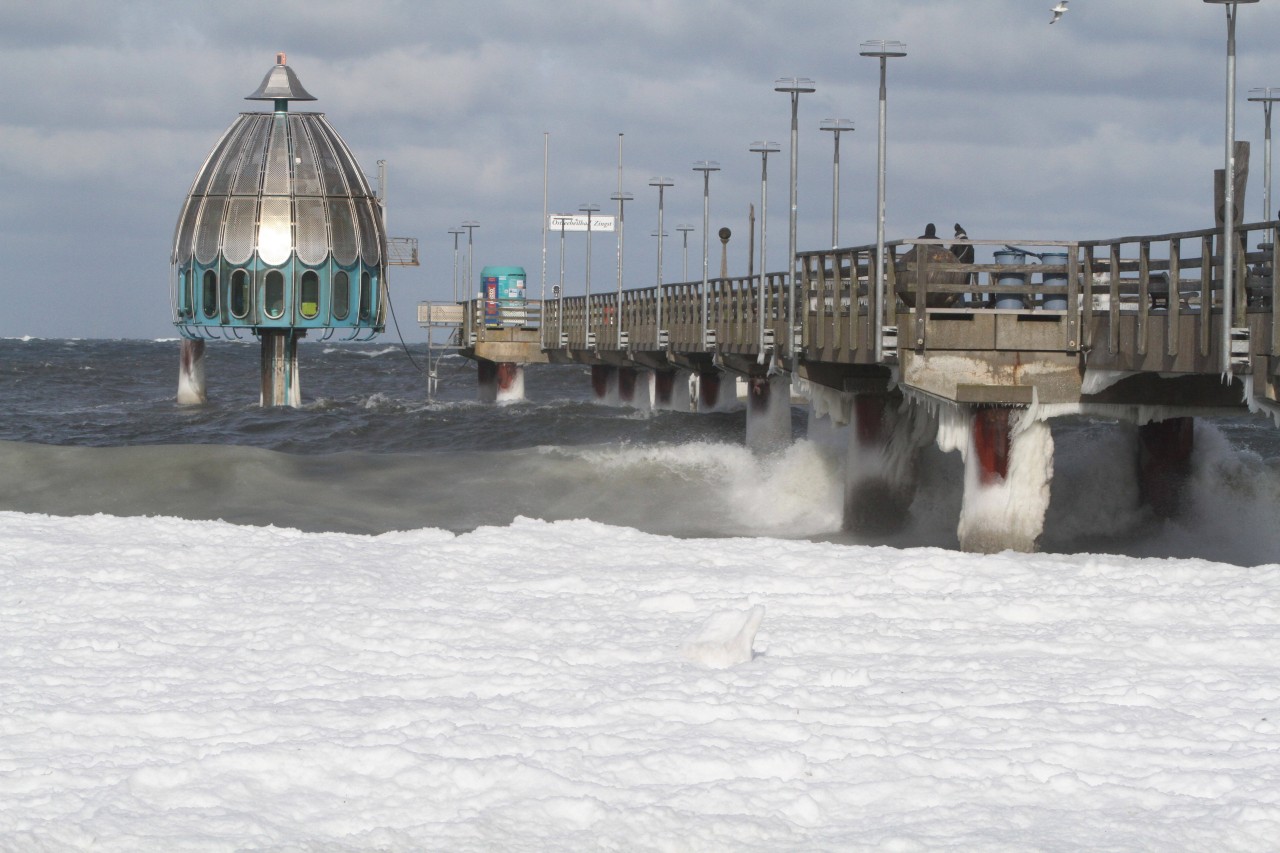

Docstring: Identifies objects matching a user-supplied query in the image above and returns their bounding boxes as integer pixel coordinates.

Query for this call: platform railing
[524,220,1277,365]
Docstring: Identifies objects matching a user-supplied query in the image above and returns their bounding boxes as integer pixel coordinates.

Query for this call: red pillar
[854,395,887,447]
[591,365,614,399]
[495,362,519,392]
[972,408,1012,485]
[747,376,770,413]
[654,371,675,406]
[617,367,638,403]
[1137,417,1194,518]
[699,372,721,409]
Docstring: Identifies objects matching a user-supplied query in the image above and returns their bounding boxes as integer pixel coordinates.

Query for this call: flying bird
[1050,1,1068,24]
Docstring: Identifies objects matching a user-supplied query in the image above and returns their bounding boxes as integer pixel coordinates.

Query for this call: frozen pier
[421,220,1278,552]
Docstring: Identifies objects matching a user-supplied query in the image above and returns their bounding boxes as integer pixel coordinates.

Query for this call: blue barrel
[1040,251,1068,310]
[993,250,1027,309]
[481,266,526,328]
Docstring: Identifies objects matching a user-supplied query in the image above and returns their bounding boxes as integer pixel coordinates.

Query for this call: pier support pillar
[652,370,691,411]
[259,329,302,408]
[745,374,792,453]
[695,371,723,412]
[590,365,617,402]
[957,407,1053,553]
[177,338,207,405]
[843,395,929,534]
[617,367,639,404]
[478,360,524,403]
[1137,416,1194,518]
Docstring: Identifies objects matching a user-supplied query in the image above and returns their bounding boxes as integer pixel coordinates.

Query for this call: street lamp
[649,177,674,347]
[693,160,721,350]
[1248,86,1280,256]
[775,77,816,357]
[448,227,464,303]
[580,203,600,348]
[612,133,633,349]
[859,41,906,364]
[750,142,781,356]
[1203,1,1257,375]
[461,220,480,295]
[677,225,695,281]
[820,119,855,249]
[554,215,570,347]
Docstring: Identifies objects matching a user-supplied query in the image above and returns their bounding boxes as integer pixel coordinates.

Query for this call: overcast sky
[3,0,1279,341]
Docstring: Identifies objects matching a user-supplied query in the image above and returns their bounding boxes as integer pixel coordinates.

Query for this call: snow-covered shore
[2,510,1278,851]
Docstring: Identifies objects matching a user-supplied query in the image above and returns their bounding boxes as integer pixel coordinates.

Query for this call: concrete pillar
[652,370,691,411]
[1137,416,1194,518]
[617,367,639,404]
[259,329,302,407]
[478,360,524,403]
[590,364,617,402]
[177,338,207,405]
[957,407,1054,553]
[696,371,723,412]
[843,395,929,534]
[744,374,792,453]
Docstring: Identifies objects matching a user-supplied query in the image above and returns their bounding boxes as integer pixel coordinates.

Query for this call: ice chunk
[682,604,765,669]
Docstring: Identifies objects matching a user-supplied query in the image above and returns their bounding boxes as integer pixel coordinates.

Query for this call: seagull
[1050,1,1068,24]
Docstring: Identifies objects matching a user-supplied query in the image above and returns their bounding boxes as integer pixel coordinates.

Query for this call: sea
[2,337,1278,566]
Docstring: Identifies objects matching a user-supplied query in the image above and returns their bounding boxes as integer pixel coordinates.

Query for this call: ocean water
[1,337,1277,565]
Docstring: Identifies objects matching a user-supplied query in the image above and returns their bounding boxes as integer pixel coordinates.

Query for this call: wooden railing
[474,220,1277,365]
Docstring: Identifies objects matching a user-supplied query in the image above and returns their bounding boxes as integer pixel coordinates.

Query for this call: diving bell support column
[177,339,207,405]
[260,329,303,408]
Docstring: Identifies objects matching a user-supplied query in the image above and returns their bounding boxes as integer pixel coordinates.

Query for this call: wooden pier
[421,219,1278,552]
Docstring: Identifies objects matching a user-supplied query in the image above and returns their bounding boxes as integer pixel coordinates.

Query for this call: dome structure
[171,53,386,341]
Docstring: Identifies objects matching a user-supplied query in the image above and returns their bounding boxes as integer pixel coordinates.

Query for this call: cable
[383,280,429,376]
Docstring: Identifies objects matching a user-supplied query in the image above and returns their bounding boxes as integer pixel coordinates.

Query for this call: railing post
[1168,238,1182,357]
[1137,240,1150,357]
[813,253,826,351]
[1109,243,1121,355]
[914,242,928,349]
[1065,243,1080,350]
[833,252,844,352]
[1201,234,1213,358]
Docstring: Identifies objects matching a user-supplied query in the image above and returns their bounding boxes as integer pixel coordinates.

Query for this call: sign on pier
[547,214,616,232]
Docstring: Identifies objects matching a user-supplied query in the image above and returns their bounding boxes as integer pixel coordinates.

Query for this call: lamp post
[580,203,600,348]
[554,215,570,347]
[859,41,906,364]
[775,77,816,358]
[693,161,721,350]
[1204,2,1257,375]
[462,220,479,339]
[448,227,464,303]
[611,133,633,349]
[1248,86,1280,255]
[820,119,855,249]
[649,177,674,347]
[750,142,780,355]
[677,225,695,281]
